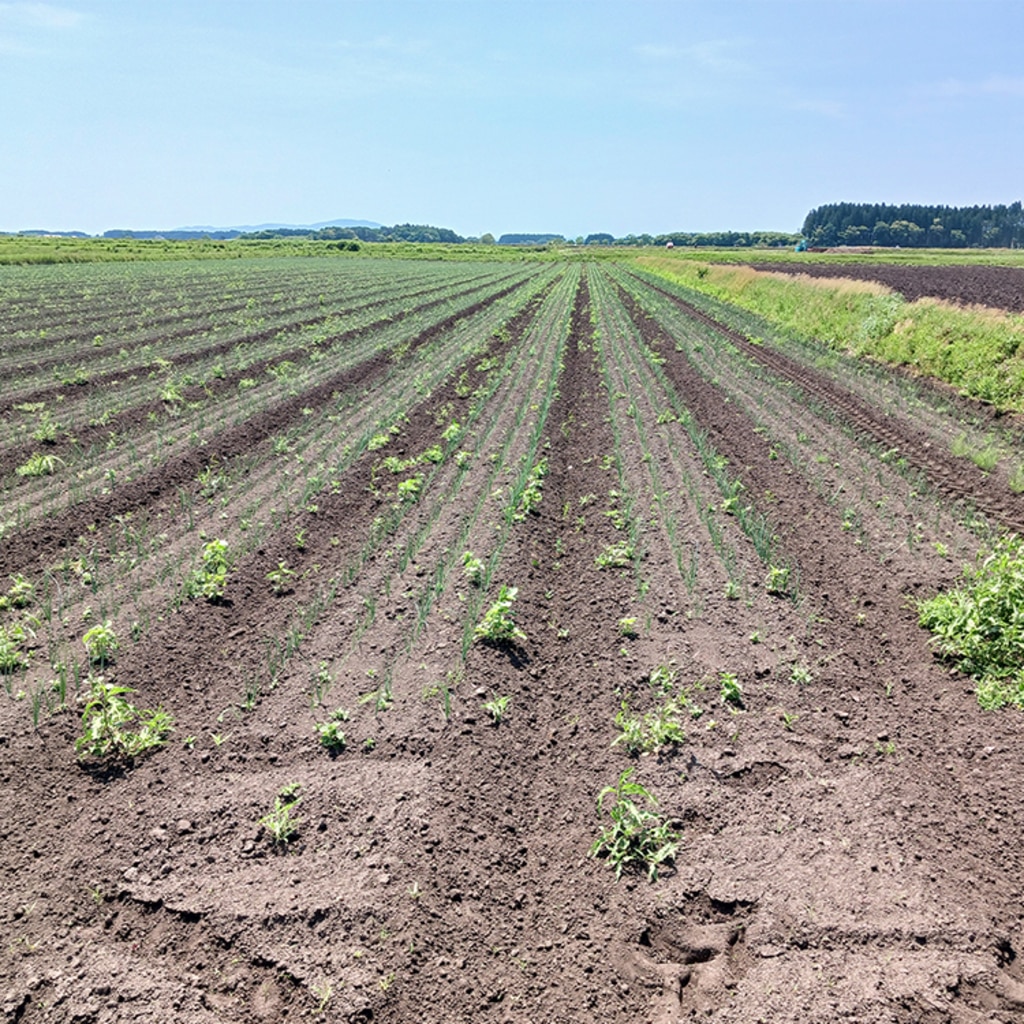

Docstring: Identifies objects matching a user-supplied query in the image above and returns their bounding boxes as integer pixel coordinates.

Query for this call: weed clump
[918,534,1024,709]
[590,767,679,881]
[474,585,526,645]
[75,675,174,761]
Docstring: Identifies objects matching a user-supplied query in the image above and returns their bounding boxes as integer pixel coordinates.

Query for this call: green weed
[918,534,1024,709]
[474,585,526,644]
[260,783,302,845]
[75,675,173,760]
[589,768,679,881]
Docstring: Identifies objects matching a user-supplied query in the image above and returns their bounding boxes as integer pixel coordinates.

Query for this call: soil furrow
[633,272,1024,534]
[0,278,533,577]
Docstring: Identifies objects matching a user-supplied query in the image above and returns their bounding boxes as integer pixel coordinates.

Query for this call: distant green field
[0,235,557,265]
[645,246,1024,268]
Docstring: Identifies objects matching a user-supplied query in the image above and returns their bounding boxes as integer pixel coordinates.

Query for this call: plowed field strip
[370,273,643,1023]
[0,278,537,578]
[0,271,534,477]
[747,261,1024,314]
[631,272,1024,534]
[0,269,525,417]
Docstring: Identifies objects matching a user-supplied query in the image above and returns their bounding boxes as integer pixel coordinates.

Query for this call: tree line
[801,202,1024,248]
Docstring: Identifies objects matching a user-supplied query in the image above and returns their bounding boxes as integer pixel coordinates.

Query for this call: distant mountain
[176,218,382,232]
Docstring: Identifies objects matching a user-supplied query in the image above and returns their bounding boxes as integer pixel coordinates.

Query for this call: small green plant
[3,574,34,610]
[790,662,813,686]
[482,694,510,724]
[315,708,350,750]
[75,675,173,760]
[462,550,485,586]
[32,411,59,443]
[260,783,302,845]
[618,617,638,639]
[267,562,296,595]
[0,623,31,673]
[474,585,526,644]
[186,538,229,601]
[16,452,63,477]
[294,528,307,551]
[508,459,548,522]
[397,475,422,501]
[719,671,743,707]
[766,564,791,596]
[596,541,634,569]
[589,767,679,881]
[648,664,677,692]
[82,621,119,665]
[779,710,799,731]
[613,697,685,754]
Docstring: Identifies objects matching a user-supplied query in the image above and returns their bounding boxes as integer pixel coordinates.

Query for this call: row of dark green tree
[801,202,1024,248]
[242,223,466,244]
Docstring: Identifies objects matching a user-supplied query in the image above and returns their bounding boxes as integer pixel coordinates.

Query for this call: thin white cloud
[922,75,1024,99]
[0,3,84,29]
[331,35,429,56]
[632,43,680,60]
[633,38,752,76]
[685,40,751,76]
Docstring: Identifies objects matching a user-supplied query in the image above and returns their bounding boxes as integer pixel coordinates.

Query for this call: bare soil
[748,262,1024,314]
[3,263,1024,1024]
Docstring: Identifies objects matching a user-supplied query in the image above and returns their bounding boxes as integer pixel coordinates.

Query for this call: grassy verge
[635,257,1024,411]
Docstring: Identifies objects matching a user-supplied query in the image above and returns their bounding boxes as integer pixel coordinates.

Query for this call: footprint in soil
[618,899,754,1022]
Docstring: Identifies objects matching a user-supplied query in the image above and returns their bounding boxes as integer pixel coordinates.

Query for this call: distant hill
[102,217,383,241]
[17,229,91,238]
[498,233,565,245]
[176,218,382,233]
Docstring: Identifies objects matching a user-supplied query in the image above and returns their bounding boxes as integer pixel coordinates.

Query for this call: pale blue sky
[2,0,1022,237]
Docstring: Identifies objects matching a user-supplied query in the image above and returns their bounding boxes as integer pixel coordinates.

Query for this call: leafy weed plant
[260,783,302,845]
[186,539,229,601]
[590,768,679,881]
[16,452,63,477]
[267,562,296,595]
[613,697,685,755]
[596,541,634,569]
[918,534,1024,709]
[482,694,511,724]
[75,675,173,761]
[719,671,743,707]
[315,708,349,751]
[462,550,485,586]
[82,621,119,665]
[474,585,526,644]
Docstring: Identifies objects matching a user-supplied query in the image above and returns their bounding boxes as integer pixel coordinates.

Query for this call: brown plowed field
[748,262,1024,313]
[2,258,1024,1024]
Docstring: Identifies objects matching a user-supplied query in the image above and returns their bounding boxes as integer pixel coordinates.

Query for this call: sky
[2,0,1023,238]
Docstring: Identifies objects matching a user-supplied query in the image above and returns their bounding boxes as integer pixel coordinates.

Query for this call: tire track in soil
[631,273,1024,536]
[0,277,536,578]
[374,274,654,1024]
[617,283,1024,1021]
